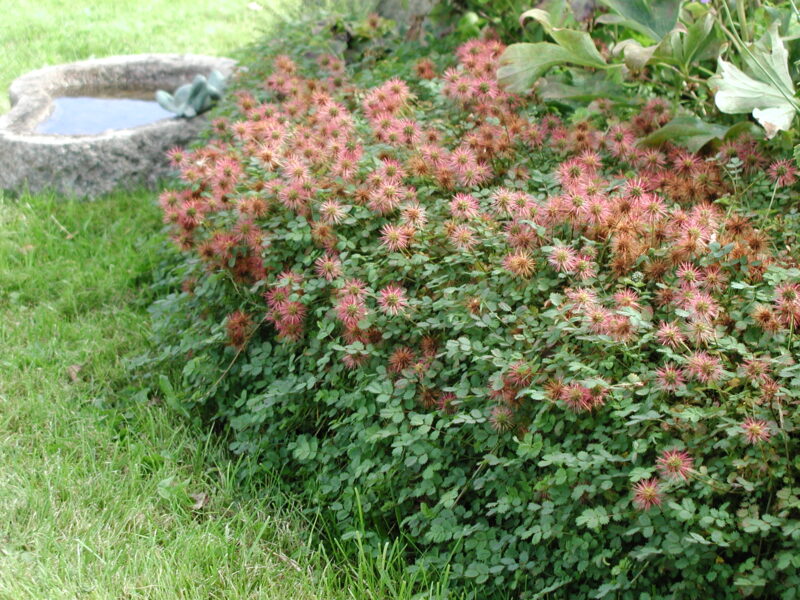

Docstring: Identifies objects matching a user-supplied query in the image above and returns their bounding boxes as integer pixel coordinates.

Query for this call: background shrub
[139,13,800,599]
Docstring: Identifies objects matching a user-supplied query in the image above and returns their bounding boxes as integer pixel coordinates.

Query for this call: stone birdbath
[0,54,236,199]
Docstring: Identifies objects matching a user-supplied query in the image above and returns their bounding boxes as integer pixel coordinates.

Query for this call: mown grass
[0,2,362,598]
[0,0,292,113]
[0,192,347,600]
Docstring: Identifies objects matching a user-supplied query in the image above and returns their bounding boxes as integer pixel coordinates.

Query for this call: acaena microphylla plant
[142,19,800,600]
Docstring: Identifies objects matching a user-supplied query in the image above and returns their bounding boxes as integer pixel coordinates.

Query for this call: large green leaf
[713,60,795,138]
[498,43,581,93]
[639,116,759,152]
[527,0,572,27]
[743,22,795,101]
[597,0,681,41]
[520,9,607,68]
[538,70,632,105]
[675,13,718,67]
[639,114,731,152]
[613,13,717,71]
[499,9,607,93]
[710,23,797,138]
[654,13,717,69]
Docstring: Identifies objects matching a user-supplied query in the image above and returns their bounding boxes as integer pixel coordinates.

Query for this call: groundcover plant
[141,14,800,599]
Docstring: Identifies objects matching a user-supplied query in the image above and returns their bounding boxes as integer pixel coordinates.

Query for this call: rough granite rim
[0,54,237,198]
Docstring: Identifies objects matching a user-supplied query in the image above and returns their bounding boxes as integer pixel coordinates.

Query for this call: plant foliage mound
[143,16,800,599]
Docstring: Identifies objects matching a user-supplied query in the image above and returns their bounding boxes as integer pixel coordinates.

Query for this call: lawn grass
[0,0,292,113]
[0,2,363,598]
[0,192,348,600]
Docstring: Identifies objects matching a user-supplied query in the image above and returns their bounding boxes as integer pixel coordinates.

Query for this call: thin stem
[660,62,707,88]
[767,180,779,213]
[737,0,749,43]
[453,453,493,507]
[790,0,800,22]
[756,489,774,561]
[720,160,741,202]
[690,468,730,493]
[767,395,791,469]
[630,560,650,585]
[696,65,717,78]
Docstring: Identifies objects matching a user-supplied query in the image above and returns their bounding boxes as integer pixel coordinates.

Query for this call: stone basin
[0,54,236,199]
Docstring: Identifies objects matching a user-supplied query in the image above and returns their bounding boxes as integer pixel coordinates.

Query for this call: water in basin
[36,95,174,135]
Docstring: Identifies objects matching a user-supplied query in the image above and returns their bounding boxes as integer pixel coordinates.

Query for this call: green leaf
[734,574,768,590]
[612,39,659,70]
[628,467,653,481]
[440,489,458,509]
[158,374,191,419]
[576,506,610,530]
[712,59,795,138]
[675,13,717,67]
[156,72,224,117]
[523,0,572,27]
[612,11,717,71]
[639,114,731,152]
[498,43,567,92]
[520,9,607,67]
[498,42,606,93]
[745,23,795,97]
[517,433,544,459]
[597,0,681,41]
[499,10,607,93]
[292,435,319,462]
[710,23,797,138]
[686,532,711,545]
[538,70,632,105]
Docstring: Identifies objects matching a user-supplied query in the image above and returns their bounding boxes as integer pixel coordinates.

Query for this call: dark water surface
[36,96,174,135]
